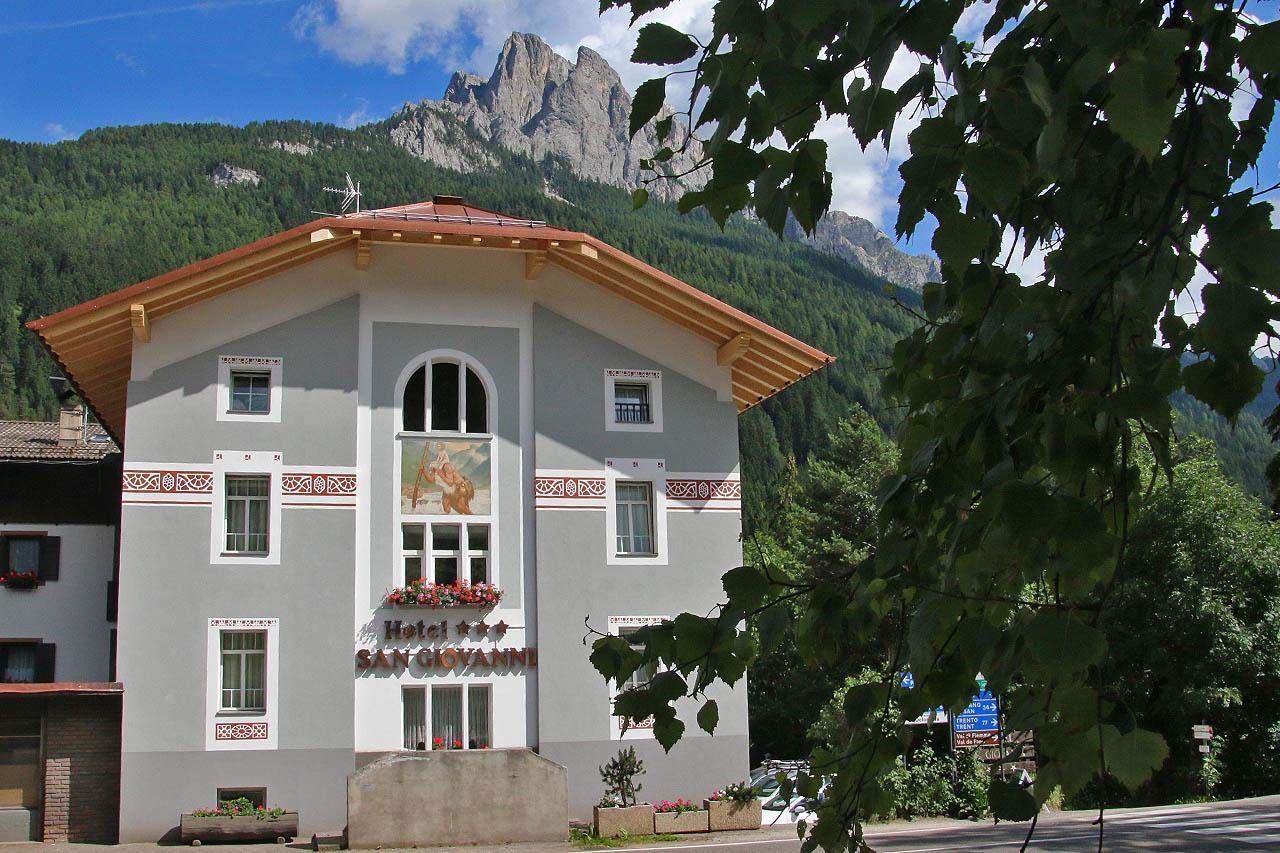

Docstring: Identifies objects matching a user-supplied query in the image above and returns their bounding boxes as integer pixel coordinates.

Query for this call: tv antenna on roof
[323,173,361,214]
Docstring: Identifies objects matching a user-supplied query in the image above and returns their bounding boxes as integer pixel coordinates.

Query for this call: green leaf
[629,78,667,138]
[757,604,790,655]
[1023,610,1107,677]
[1102,726,1170,791]
[963,146,1028,211]
[674,613,716,666]
[632,23,698,65]
[631,188,649,210]
[1104,30,1188,159]
[697,699,719,734]
[1240,20,1280,76]
[723,564,769,610]
[654,115,673,142]
[652,710,685,752]
[989,779,1038,821]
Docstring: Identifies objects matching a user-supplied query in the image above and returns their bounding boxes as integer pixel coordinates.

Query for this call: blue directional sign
[952,689,1000,747]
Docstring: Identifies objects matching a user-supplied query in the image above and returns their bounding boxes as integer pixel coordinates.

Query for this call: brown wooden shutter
[34,643,56,682]
[38,536,60,581]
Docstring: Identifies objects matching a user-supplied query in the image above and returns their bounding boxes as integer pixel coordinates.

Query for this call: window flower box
[385,579,502,609]
[592,803,655,837]
[179,809,298,844]
[653,800,708,833]
[0,571,40,590]
[705,798,762,831]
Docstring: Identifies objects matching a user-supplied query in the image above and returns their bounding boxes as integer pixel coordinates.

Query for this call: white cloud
[338,98,371,128]
[44,123,76,142]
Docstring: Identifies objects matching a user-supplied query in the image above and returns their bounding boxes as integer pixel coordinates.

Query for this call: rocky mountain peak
[389,31,938,289]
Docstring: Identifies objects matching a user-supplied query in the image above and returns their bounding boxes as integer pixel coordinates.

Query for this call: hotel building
[25,197,831,841]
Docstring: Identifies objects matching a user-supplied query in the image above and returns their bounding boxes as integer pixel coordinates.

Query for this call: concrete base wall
[347,749,567,848]
[542,735,751,818]
[0,808,38,842]
[119,748,353,842]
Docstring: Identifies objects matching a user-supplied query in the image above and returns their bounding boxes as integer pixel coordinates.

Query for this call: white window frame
[605,458,668,566]
[210,451,283,565]
[218,629,266,712]
[217,356,283,423]
[607,616,670,739]
[393,350,498,589]
[604,369,663,432]
[205,618,279,751]
[401,682,494,750]
[223,474,270,555]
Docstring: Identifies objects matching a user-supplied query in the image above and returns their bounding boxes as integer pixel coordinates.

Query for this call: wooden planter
[706,799,762,831]
[593,804,654,837]
[654,809,709,833]
[179,811,299,844]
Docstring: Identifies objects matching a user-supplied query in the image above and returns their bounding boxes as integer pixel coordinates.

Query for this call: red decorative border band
[534,476,607,499]
[666,479,742,501]
[282,473,358,496]
[123,470,213,494]
[214,722,268,740]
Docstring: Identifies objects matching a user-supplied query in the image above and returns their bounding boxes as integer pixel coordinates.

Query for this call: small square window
[6,537,40,574]
[230,372,271,414]
[216,788,266,809]
[613,383,651,424]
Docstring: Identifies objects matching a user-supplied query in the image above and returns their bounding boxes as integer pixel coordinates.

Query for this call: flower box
[653,809,709,834]
[706,798,762,831]
[0,571,40,589]
[593,804,655,837]
[179,811,298,844]
[385,579,502,609]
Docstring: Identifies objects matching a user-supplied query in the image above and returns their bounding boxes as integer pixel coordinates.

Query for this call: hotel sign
[356,618,537,671]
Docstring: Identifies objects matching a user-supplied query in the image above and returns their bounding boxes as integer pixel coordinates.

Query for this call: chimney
[58,404,84,447]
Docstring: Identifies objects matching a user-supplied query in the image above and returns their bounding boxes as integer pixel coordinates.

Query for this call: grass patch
[569,827,682,847]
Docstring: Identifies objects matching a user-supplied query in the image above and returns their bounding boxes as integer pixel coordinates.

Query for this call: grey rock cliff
[391,32,703,201]
[209,163,260,187]
[785,211,939,292]
[387,31,938,289]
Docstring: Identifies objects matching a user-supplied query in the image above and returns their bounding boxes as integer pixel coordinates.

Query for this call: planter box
[593,804,654,838]
[706,799,762,831]
[654,810,709,834]
[179,812,298,844]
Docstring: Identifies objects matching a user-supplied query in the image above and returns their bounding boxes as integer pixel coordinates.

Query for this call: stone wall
[42,695,121,842]
[347,749,567,847]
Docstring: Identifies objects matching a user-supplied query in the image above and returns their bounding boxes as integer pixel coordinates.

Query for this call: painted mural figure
[402,439,491,515]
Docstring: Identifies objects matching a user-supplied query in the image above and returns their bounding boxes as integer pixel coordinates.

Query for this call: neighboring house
[0,409,122,843]
[27,196,832,841]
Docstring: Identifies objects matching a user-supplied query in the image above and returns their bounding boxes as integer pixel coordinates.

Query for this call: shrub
[878,743,991,821]
[599,746,645,807]
[708,781,758,803]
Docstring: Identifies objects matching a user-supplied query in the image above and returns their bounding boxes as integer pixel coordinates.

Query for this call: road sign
[1193,725,1214,739]
[1198,744,1211,753]
[900,671,948,725]
[952,689,1000,748]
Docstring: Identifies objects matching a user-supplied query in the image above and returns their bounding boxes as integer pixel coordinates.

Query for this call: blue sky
[1,0,1277,265]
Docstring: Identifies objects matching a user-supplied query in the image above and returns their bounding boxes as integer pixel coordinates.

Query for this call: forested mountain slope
[0,118,1272,502]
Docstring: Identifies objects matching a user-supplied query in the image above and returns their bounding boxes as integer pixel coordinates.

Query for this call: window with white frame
[607,616,669,736]
[604,369,662,432]
[229,371,271,414]
[224,475,269,555]
[403,684,492,750]
[400,522,490,584]
[219,630,265,712]
[217,356,282,423]
[618,626,658,691]
[615,482,655,556]
[397,353,496,588]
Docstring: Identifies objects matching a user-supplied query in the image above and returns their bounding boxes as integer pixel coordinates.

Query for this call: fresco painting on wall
[401,439,491,515]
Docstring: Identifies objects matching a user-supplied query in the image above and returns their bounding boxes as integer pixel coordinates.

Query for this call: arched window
[396,353,495,591]
[402,360,488,434]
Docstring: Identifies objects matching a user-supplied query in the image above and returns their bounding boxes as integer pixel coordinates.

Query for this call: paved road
[615,796,1280,852]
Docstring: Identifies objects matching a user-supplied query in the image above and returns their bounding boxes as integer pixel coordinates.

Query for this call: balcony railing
[614,401,652,424]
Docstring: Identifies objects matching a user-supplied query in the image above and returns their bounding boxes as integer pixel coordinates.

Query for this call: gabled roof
[28,197,833,443]
[0,419,119,461]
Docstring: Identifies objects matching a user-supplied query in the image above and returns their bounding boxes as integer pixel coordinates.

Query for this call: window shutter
[34,643,56,683]
[38,536,60,582]
[0,536,8,574]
